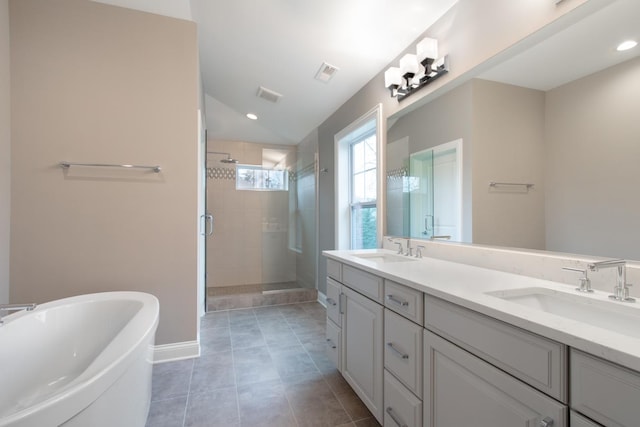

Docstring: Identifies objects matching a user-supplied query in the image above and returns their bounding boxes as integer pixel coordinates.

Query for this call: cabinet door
[424,330,567,427]
[342,286,384,423]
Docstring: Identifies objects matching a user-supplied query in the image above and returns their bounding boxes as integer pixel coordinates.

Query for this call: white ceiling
[479,0,640,91]
[95,0,459,145]
[92,0,640,143]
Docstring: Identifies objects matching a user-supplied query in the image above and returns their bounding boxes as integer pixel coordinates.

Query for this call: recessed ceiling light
[246,113,258,120]
[617,40,637,52]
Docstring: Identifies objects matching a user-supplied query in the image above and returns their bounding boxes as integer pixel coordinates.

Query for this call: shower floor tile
[146,302,380,427]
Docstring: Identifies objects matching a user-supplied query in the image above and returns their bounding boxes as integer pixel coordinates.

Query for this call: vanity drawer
[571,349,640,427]
[425,296,567,402]
[384,309,422,397]
[326,318,341,371]
[342,264,384,303]
[384,370,422,427]
[326,278,342,326]
[384,280,423,325]
[570,411,601,427]
[327,259,342,282]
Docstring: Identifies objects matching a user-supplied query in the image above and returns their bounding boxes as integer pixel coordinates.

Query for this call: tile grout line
[181,358,196,427]
[230,332,242,426]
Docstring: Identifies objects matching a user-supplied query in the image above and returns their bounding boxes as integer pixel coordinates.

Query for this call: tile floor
[146,302,380,427]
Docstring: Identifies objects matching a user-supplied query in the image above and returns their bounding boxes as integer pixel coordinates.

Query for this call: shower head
[207,151,239,164]
[220,156,238,164]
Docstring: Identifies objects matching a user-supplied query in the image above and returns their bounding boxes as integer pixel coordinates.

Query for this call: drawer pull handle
[540,417,554,427]
[326,297,337,306]
[326,338,337,349]
[387,342,409,359]
[386,407,408,427]
[387,294,409,307]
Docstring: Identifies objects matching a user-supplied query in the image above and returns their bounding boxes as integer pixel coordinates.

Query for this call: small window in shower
[236,165,289,191]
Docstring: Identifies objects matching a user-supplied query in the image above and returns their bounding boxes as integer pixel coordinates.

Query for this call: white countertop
[324,249,640,372]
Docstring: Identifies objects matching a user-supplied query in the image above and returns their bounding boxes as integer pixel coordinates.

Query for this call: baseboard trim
[317,291,327,308]
[153,341,200,364]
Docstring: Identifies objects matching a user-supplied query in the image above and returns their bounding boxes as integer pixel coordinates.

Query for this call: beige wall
[9,0,199,345]
[545,57,640,260]
[0,0,9,304]
[315,0,599,294]
[472,79,546,249]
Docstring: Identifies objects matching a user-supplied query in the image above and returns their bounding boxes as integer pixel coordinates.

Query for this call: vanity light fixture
[384,37,449,101]
[617,40,638,51]
[246,113,258,120]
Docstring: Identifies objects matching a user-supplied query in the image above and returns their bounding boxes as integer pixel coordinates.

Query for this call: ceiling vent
[315,62,339,83]
[256,86,283,103]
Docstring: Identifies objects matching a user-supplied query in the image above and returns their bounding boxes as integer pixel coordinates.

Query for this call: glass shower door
[409,149,435,239]
[408,140,462,242]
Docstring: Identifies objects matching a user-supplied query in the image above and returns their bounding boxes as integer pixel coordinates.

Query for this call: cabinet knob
[540,417,554,427]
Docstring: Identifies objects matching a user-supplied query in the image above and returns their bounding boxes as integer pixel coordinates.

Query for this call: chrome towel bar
[489,181,534,189]
[59,162,161,173]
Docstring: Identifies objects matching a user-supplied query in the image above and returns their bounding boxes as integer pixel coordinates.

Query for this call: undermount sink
[486,287,640,338]
[352,253,417,263]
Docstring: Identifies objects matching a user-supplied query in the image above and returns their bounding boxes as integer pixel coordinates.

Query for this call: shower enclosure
[205,140,318,311]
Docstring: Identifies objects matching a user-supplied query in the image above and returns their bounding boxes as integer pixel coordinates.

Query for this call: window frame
[349,131,378,249]
[334,104,385,250]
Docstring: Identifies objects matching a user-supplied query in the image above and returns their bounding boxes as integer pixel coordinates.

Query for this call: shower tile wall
[207,140,296,291]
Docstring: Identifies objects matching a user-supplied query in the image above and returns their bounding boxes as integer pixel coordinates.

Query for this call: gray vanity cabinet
[324,260,384,424]
[341,285,384,423]
[424,330,567,427]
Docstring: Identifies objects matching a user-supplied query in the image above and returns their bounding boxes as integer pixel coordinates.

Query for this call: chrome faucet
[0,303,37,325]
[588,259,635,302]
[562,267,593,293]
[388,238,403,255]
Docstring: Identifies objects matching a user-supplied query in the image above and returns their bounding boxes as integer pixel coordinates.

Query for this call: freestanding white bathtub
[0,292,159,427]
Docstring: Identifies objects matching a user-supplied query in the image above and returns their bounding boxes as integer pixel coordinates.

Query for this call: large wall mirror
[385,0,640,261]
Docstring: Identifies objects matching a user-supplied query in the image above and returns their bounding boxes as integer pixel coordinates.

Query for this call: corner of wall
[0,0,11,304]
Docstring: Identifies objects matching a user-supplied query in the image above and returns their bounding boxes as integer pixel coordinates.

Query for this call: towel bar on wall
[489,181,534,189]
[59,162,162,173]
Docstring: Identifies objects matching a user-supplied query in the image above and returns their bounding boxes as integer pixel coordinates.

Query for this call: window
[236,165,288,191]
[335,105,383,250]
[350,133,377,249]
